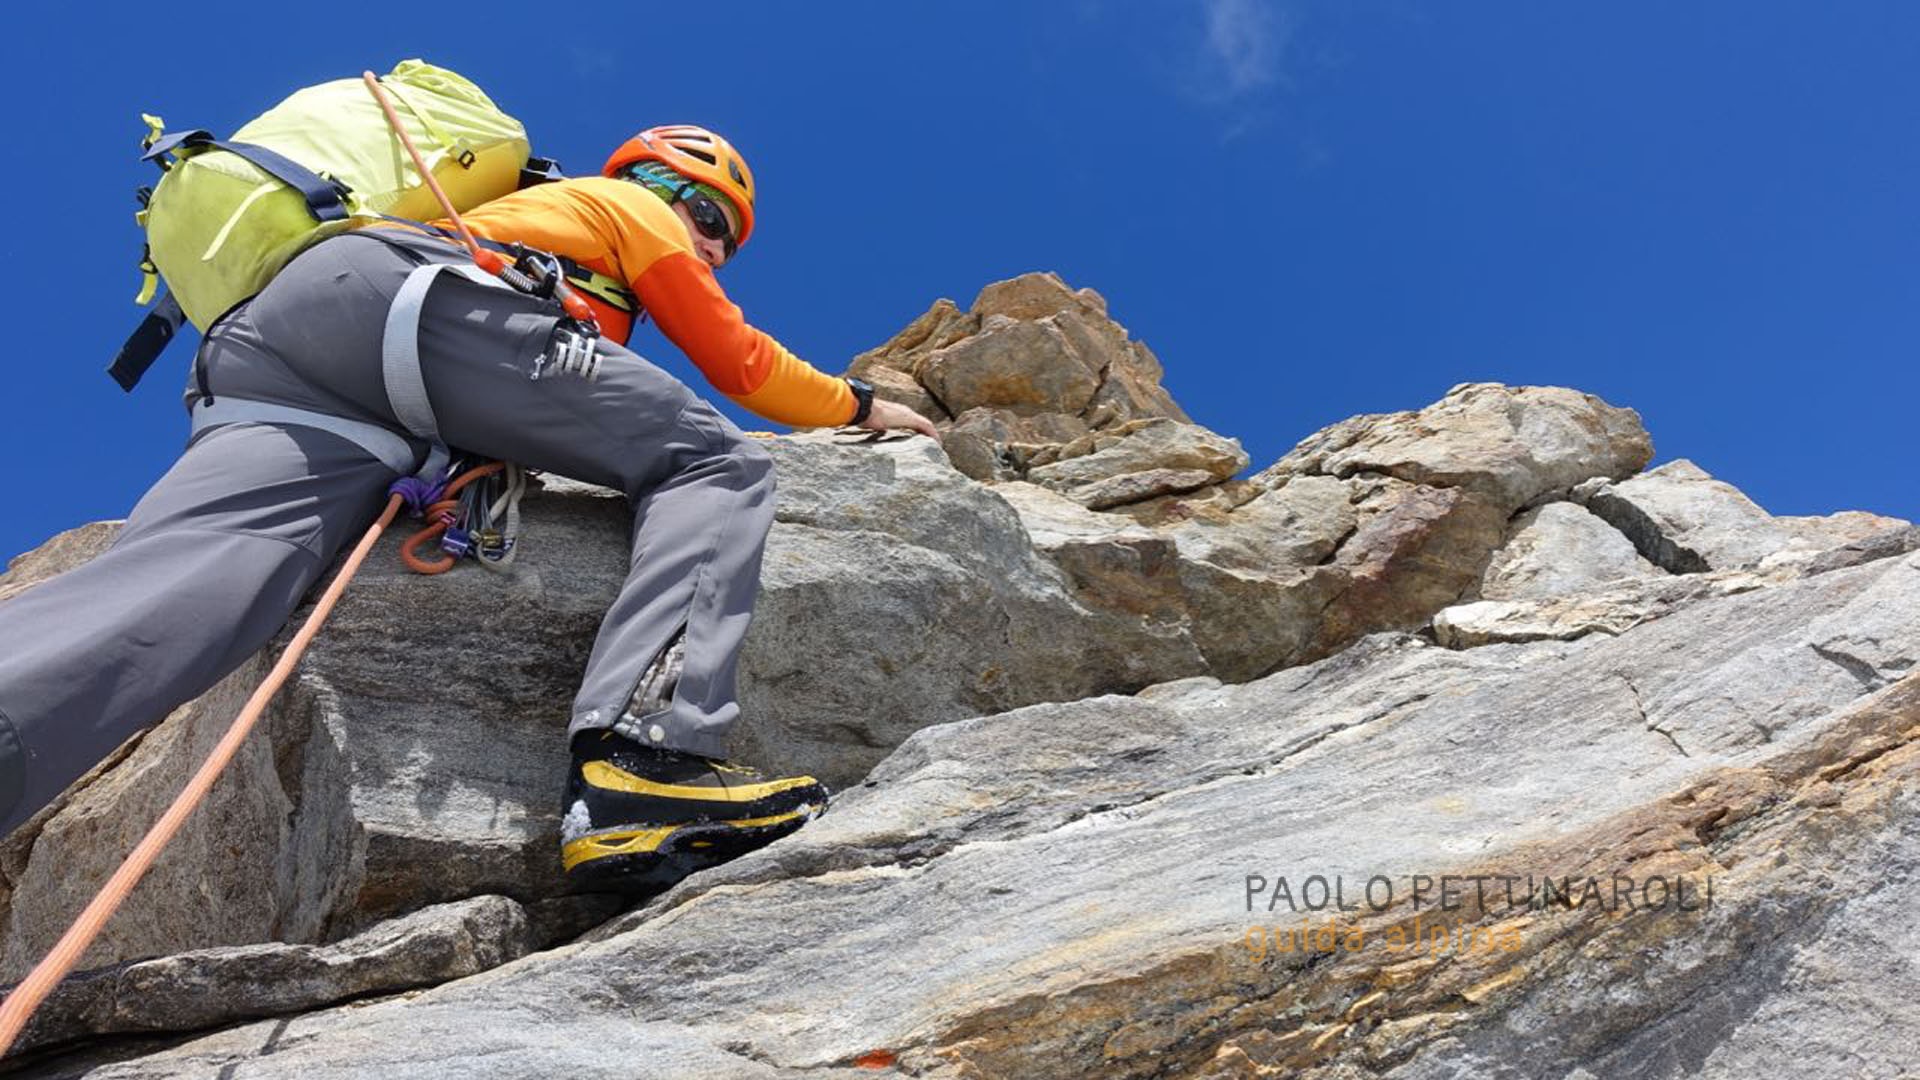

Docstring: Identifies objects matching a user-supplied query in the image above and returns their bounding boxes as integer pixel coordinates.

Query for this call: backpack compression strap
[107,293,187,392]
[140,130,353,222]
[110,133,357,390]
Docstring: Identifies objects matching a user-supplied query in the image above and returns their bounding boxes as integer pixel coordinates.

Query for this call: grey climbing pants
[0,230,775,836]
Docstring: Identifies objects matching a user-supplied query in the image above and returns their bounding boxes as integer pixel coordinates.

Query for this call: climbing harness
[361,71,599,330]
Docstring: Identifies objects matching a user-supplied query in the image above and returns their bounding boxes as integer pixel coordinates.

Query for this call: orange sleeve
[634,253,856,427]
[456,178,856,428]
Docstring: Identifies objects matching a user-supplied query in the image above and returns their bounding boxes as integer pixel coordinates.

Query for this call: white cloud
[1199,0,1293,100]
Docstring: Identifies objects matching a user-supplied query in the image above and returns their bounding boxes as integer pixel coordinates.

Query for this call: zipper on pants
[610,623,687,746]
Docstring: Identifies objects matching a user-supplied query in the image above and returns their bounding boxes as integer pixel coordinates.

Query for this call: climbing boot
[561,730,829,893]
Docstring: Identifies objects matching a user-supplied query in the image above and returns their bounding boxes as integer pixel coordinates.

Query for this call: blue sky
[2,2,1915,562]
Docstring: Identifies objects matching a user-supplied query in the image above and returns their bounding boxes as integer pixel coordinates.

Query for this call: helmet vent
[675,146,719,165]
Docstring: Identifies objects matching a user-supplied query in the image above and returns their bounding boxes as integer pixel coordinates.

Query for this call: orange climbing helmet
[603,125,758,248]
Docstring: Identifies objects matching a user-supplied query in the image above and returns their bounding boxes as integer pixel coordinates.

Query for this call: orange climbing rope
[0,492,406,1055]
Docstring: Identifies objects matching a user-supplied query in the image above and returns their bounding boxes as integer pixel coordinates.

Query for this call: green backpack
[112,60,550,390]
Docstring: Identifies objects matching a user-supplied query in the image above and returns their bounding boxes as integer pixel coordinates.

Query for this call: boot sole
[564,807,821,895]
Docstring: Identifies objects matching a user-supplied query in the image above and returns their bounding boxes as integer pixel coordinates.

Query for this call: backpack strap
[112,132,358,389]
[142,130,353,223]
[519,156,566,189]
[107,292,187,392]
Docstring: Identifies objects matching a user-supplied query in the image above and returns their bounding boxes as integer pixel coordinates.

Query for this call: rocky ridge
[0,273,1913,1077]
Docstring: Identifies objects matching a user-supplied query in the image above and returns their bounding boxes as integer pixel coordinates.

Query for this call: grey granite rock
[9,895,533,1055]
[1165,475,1357,572]
[4,360,1906,1078]
[1258,383,1654,514]
[0,434,1207,988]
[1026,419,1248,495]
[1478,501,1664,601]
[1433,570,1768,648]
[0,521,123,604]
[1806,523,1920,576]
[1586,459,1792,573]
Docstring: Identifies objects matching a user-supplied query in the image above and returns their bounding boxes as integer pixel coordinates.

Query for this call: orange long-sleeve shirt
[433,176,855,428]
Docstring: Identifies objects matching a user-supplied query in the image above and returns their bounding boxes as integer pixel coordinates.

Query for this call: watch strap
[846,378,875,425]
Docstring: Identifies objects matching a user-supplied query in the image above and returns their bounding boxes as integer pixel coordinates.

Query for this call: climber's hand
[859,398,941,441]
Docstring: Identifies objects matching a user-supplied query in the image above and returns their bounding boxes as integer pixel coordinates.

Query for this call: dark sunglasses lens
[678,191,738,260]
[689,197,731,241]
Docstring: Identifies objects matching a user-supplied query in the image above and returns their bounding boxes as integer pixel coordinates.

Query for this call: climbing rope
[0,492,408,1055]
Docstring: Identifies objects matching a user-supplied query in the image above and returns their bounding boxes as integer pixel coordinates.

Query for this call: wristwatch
[846,377,875,425]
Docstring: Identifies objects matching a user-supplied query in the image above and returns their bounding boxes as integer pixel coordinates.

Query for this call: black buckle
[509,245,566,301]
[317,171,354,200]
[518,156,565,189]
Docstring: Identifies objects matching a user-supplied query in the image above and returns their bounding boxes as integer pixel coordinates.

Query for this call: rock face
[735,434,1205,780]
[1,274,1914,1077]
[1254,381,1655,511]
[0,521,121,604]
[9,895,537,1054]
[1477,501,1663,601]
[1432,571,1767,648]
[0,437,1205,991]
[1584,459,1793,573]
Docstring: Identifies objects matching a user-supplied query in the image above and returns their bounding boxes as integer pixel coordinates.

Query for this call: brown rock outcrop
[848,272,1204,505]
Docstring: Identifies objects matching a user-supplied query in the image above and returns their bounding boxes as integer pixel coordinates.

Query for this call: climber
[0,125,939,893]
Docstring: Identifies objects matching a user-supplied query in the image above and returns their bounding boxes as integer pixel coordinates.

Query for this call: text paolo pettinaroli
[1237,871,1714,960]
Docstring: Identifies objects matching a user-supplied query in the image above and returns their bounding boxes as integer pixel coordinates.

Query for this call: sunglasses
[676,186,738,261]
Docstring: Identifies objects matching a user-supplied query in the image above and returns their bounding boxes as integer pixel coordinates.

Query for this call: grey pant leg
[244,236,778,760]
[0,423,393,835]
[394,271,776,760]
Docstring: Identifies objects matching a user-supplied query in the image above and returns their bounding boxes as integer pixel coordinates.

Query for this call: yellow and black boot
[561,730,829,893]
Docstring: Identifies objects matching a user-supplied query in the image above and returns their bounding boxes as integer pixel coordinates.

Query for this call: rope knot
[388,474,448,517]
